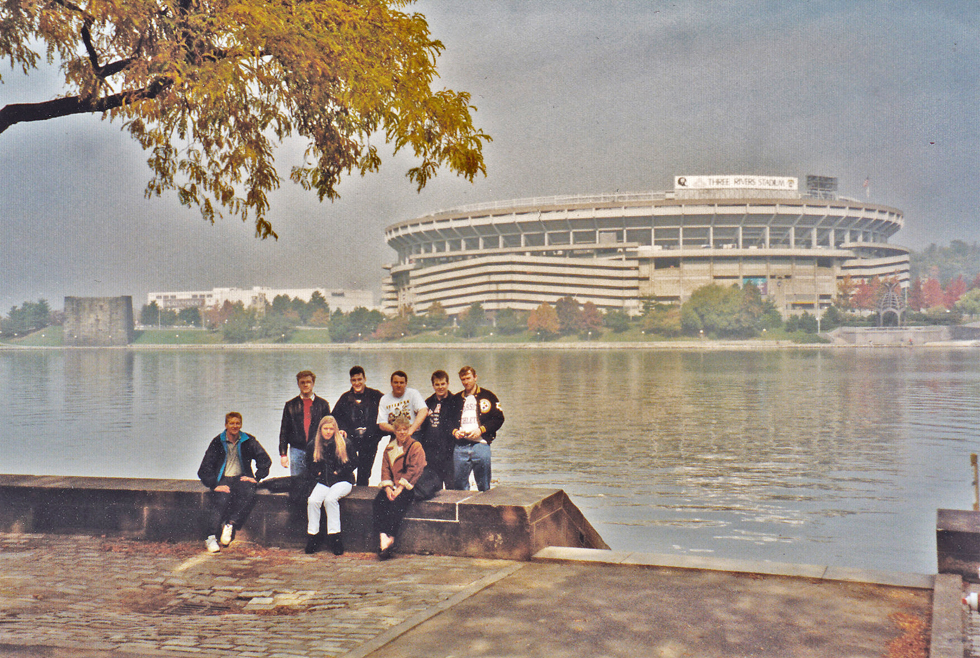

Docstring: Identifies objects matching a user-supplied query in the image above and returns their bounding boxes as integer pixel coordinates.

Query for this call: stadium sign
[675,175,798,191]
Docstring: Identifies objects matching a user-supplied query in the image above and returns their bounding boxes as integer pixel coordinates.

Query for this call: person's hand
[240,476,256,483]
[280,455,289,469]
[214,485,231,493]
[387,485,402,501]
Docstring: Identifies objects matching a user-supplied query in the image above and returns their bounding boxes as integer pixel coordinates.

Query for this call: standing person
[451,366,504,492]
[198,412,272,553]
[279,370,330,477]
[377,370,428,440]
[373,415,426,560]
[420,370,461,490]
[333,365,384,487]
[304,416,355,555]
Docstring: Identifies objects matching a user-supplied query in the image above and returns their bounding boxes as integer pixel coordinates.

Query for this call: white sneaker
[205,535,220,553]
[220,524,234,546]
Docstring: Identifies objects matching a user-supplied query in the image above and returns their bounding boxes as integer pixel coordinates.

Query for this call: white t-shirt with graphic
[377,388,427,429]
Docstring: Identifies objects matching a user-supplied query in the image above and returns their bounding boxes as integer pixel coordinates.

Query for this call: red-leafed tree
[945,275,968,308]
[922,278,945,309]
[852,277,884,310]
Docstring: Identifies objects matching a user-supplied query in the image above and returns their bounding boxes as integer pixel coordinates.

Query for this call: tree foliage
[1,299,51,337]
[527,302,559,340]
[0,0,490,238]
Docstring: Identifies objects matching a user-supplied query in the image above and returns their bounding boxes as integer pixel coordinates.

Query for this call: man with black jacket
[421,370,462,490]
[333,365,384,486]
[279,370,331,479]
[198,412,272,553]
[451,365,504,492]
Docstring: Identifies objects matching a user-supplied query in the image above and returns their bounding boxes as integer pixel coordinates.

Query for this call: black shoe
[304,534,318,554]
[328,533,344,556]
[378,545,393,561]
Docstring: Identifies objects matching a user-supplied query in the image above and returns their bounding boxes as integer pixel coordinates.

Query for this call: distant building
[63,296,134,346]
[382,175,908,317]
[147,287,376,314]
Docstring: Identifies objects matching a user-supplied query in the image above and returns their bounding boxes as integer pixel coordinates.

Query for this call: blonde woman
[305,416,355,555]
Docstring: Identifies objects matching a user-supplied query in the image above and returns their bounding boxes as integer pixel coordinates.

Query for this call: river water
[1,347,978,574]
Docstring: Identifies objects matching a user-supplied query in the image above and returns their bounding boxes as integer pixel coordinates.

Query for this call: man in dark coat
[279,370,330,510]
[333,365,384,486]
[420,369,462,490]
[198,412,272,552]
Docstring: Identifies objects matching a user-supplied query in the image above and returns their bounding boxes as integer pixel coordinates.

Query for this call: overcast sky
[1,1,977,312]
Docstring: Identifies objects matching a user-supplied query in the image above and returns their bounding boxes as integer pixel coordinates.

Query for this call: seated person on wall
[420,369,461,490]
[373,415,426,560]
[304,416,355,556]
[198,412,272,553]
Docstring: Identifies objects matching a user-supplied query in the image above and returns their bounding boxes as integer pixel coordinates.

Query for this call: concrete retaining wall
[937,508,980,581]
[0,474,608,560]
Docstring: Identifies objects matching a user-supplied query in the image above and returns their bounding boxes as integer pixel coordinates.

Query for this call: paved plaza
[0,533,946,657]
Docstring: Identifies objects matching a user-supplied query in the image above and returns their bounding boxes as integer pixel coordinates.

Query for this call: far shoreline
[2,339,978,351]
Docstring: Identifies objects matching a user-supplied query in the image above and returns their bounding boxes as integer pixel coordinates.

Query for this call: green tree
[604,309,630,333]
[458,302,485,338]
[259,313,296,342]
[495,308,528,335]
[222,303,256,342]
[1,0,490,238]
[1,300,50,337]
[955,288,980,317]
[177,306,202,327]
[425,301,450,330]
[140,301,160,326]
[269,294,292,317]
[643,305,682,337]
[159,308,179,327]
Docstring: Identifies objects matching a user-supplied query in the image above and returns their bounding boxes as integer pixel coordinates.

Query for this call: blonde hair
[312,416,348,464]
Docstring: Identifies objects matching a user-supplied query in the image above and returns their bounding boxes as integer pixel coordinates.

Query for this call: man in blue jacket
[198,412,272,553]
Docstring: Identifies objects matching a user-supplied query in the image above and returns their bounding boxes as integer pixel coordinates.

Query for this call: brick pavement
[0,534,947,658]
[0,534,518,658]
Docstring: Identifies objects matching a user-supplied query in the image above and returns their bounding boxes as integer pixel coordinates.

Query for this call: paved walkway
[0,534,943,657]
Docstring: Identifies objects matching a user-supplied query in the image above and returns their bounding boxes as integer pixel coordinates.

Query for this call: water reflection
[0,347,977,573]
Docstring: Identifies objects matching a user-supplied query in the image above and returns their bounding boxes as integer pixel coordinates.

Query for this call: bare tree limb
[0,79,171,135]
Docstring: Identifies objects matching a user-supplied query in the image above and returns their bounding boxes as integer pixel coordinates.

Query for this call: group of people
[196,365,504,560]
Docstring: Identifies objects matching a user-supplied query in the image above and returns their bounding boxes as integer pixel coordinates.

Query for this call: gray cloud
[0,1,976,311]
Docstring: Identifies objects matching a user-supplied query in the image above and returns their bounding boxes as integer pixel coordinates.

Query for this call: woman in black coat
[305,415,355,555]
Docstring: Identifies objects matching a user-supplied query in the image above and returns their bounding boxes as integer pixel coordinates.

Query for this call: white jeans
[307,481,353,535]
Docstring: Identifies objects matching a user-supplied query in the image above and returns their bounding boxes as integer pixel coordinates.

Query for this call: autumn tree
[554,296,583,335]
[921,278,945,310]
[944,275,967,308]
[0,0,490,238]
[580,301,603,337]
[527,302,559,340]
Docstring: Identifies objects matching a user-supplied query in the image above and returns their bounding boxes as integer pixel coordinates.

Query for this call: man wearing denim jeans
[451,366,504,492]
[279,370,330,510]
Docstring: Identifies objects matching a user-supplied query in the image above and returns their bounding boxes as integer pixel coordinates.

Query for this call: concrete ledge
[532,547,935,589]
[0,474,607,560]
[930,573,965,658]
[938,508,980,581]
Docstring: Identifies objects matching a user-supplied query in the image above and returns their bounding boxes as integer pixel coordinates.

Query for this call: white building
[147,286,376,314]
[382,175,909,317]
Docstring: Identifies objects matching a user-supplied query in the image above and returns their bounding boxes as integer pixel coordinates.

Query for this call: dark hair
[225,411,243,423]
[391,370,408,382]
[458,365,476,378]
[431,369,449,383]
[296,370,316,383]
[349,365,365,378]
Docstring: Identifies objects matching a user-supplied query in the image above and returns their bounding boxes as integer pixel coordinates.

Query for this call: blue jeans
[452,442,491,491]
[289,447,307,477]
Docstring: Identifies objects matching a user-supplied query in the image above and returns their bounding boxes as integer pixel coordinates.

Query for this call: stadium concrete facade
[382,175,909,317]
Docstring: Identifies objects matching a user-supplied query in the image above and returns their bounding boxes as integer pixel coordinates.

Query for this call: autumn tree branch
[0,79,172,135]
